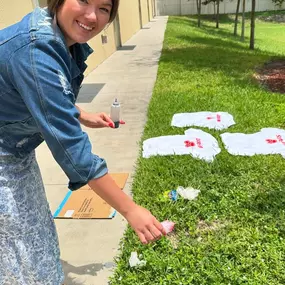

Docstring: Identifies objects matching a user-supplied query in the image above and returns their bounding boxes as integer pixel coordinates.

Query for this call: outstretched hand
[79,111,125,128]
[124,205,166,244]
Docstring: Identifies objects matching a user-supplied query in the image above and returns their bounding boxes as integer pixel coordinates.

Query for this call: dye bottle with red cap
[110,98,120,128]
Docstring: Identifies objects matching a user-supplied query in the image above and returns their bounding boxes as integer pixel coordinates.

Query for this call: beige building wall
[0,0,35,30]
[140,0,149,26]
[118,0,141,44]
[85,23,116,74]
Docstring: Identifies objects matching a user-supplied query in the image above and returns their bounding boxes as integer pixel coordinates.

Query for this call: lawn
[110,11,285,285]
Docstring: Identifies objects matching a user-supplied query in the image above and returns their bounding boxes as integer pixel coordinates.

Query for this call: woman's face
[57,0,112,47]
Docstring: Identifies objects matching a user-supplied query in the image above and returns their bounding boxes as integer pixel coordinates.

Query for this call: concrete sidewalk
[36,16,168,285]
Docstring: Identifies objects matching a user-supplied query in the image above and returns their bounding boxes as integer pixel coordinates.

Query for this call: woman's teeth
[77,21,93,31]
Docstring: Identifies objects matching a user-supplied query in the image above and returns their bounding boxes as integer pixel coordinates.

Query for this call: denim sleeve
[8,39,108,190]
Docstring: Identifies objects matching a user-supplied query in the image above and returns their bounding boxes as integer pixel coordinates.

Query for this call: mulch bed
[254,60,285,93]
[258,14,285,23]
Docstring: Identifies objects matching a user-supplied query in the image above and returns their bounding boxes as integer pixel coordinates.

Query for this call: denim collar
[70,43,93,77]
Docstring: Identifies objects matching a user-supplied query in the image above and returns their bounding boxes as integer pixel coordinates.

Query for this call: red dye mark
[266,135,285,145]
[277,135,285,145]
[196,138,203,148]
[207,115,221,122]
[184,140,195,148]
[266,139,277,144]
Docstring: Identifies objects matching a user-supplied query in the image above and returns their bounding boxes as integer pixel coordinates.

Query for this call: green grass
[110,11,285,285]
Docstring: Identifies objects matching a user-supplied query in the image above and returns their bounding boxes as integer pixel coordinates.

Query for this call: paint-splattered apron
[0,147,64,284]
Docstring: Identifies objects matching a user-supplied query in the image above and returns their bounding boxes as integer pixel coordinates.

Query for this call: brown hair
[47,0,120,23]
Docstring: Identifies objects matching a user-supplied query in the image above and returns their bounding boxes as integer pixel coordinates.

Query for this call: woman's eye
[79,0,88,3]
[100,8,110,13]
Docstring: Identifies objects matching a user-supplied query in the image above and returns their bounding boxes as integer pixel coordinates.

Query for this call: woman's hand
[79,111,115,128]
[76,106,126,128]
[124,205,166,244]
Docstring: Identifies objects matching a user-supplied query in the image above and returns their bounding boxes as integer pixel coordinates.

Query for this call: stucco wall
[0,0,35,30]
[141,0,150,26]
[118,0,141,44]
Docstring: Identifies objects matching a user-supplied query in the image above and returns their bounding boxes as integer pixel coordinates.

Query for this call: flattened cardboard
[54,173,129,219]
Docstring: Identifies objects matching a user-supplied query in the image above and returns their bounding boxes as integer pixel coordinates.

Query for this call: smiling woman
[48,0,119,46]
[0,0,165,283]
[48,0,119,22]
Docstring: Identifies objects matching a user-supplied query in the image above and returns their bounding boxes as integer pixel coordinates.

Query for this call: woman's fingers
[125,205,166,244]
[137,232,148,244]
[137,223,164,244]
[154,218,167,235]
[148,224,163,240]
[100,112,108,119]
[141,229,155,243]
[138,226,163,244]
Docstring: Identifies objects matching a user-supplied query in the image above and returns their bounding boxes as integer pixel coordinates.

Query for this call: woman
[0,0,165,283]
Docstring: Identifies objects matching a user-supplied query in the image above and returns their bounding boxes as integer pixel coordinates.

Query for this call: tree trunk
[241,0,246,41]
[216,0,220,28]
[250,0,256,49]
[196,0,199,25]
[234,0,241,36]
[197,0,202,27]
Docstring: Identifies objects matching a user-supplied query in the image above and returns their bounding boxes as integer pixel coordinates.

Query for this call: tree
[241,0,246,41]
[197,0,202,27]
[202,0,223,28]
[216,0,220,28]
[249,0,256,49]
[234,0,241,36]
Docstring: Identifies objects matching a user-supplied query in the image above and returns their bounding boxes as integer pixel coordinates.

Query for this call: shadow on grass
[159,16,282,87]
[242,180,285,227]
[168,14,261,45]
[171,14,250,40]
[160,37,273,80]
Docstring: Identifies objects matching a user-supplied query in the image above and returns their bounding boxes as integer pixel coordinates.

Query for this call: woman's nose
[85,8,97,22]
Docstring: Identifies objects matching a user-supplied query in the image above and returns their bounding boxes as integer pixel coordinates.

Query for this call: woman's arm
[88,174,166,244]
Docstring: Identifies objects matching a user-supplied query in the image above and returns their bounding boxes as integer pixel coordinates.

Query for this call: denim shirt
[0,7,108,190]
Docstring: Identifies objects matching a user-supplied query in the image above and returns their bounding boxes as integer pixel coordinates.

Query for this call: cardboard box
[54,173,129,219]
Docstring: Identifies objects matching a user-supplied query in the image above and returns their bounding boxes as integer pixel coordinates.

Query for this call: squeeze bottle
[110,98,120,128]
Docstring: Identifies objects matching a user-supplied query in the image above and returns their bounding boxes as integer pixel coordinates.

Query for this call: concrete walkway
[36,16,168,285]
